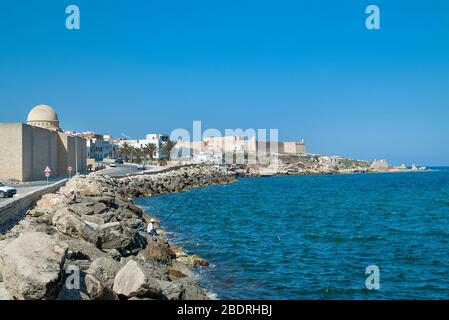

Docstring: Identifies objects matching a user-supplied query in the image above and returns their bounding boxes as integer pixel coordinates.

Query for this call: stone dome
[27,105,60,130]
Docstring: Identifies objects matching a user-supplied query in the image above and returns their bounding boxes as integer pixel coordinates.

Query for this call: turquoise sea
[136,168,449,299]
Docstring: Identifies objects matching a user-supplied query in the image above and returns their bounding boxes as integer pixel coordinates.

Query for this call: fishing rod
[163,187,200,223]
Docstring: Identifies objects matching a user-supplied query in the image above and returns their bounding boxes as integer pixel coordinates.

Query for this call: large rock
[0,232,67,300]
[84,222,131,250]
[85,274,119,300]
[177,254,209,268]
[139,238,176,264]
[86,257,121,288]
[62,178,103,197]
[0,283,12,300]
[52,209,101,247]
[36,193,67,213]
[178,278,210,300]
[54,233,109,262]
[113,260,162,298]
[80,214,105,225]
[158,278,209,300]
[68,202,95,216]
[92,202,108,215]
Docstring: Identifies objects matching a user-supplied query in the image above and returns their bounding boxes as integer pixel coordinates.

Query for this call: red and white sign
[68,166,73,172]
[44,166,52,174]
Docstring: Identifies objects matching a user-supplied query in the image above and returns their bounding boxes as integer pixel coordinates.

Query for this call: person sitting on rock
[64,188,77,204]
[147,218,158,237]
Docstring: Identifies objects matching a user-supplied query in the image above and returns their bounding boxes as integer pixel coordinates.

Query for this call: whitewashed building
[120,134,170,160]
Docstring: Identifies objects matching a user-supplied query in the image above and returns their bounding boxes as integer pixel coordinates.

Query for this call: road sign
[44,166,51,174]
[45,172,51,178]
[68,166,73,172]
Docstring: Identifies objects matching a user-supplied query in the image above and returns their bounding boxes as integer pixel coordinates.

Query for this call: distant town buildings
[77,132,116,161]
[371,159,390,171]
[0,105,87,182]
[176,136,307,160]
[117,134,170,160]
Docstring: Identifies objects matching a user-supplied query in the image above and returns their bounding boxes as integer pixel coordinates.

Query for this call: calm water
[136,168,449,299]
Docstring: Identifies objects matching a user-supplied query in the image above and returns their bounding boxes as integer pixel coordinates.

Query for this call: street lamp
[75,136,78,174]
[121,133,134,174]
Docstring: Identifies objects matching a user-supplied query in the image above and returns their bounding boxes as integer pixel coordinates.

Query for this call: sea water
[136,168,449,299]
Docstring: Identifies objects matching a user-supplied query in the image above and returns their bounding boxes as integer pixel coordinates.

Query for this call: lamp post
[75,136,78,174]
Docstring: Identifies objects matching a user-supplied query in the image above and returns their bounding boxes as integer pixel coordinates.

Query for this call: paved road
[0,178,66,204]
[99,163,172,177]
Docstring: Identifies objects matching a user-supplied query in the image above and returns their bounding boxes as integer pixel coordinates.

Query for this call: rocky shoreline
[228,154,427,177]
[0,165,234,300]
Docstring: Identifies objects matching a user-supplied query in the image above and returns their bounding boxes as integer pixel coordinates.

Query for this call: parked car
[114,159,124,164]
[137,164,146,170]
[0,182,17,198]
[109,163,117,167]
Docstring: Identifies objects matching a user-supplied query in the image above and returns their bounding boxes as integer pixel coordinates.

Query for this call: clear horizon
[1,1,448,166]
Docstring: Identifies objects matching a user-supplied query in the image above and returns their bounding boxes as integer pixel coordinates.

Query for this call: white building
[120,134,170,160]
[192,151,223,165]
[86,138,115,161]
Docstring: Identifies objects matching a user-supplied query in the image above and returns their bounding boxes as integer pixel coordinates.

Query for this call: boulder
[0,283,12,300]
[34,213,53,226]
[113,260,162,298]
[157,276,209,300]
[0,232,67,300]
[36,193,67,213]
[92,202,108,215]
[139,238,176,264]
[166,266,188,281]
[55,234,109,262]
[52,209,101,247]
[178,254,209,268]
[178,278,210,300]
[68,203,95,216]
[85,274,119,300]
[84,222,131,251]
[86,257,121,288]
[170,261,195,279]
[80,214,105,225]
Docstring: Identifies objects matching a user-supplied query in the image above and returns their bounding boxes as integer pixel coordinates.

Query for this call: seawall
[0,179,68,229]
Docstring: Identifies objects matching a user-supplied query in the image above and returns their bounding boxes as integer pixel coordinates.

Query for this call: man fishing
[147,218,158,237]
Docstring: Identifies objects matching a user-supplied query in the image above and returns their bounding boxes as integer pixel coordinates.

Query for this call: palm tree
[161,139,177,160]
[118,142,132,162]
[129,146,141,164]
[142,143,157,164]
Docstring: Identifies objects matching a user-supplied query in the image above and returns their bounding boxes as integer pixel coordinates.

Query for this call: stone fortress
[0,105,86,182]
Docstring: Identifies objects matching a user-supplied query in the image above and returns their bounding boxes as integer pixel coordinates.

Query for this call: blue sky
[0,0,448,165]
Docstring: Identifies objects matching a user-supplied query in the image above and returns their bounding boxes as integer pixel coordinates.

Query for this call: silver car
[0,182,17,198]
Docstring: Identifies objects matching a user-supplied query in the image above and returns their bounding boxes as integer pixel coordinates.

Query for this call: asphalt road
[99,163,140,177]
[99,163,171,177]
[0,178,66,204]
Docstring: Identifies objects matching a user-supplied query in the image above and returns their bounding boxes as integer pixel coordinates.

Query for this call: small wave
[206,291,220,300]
